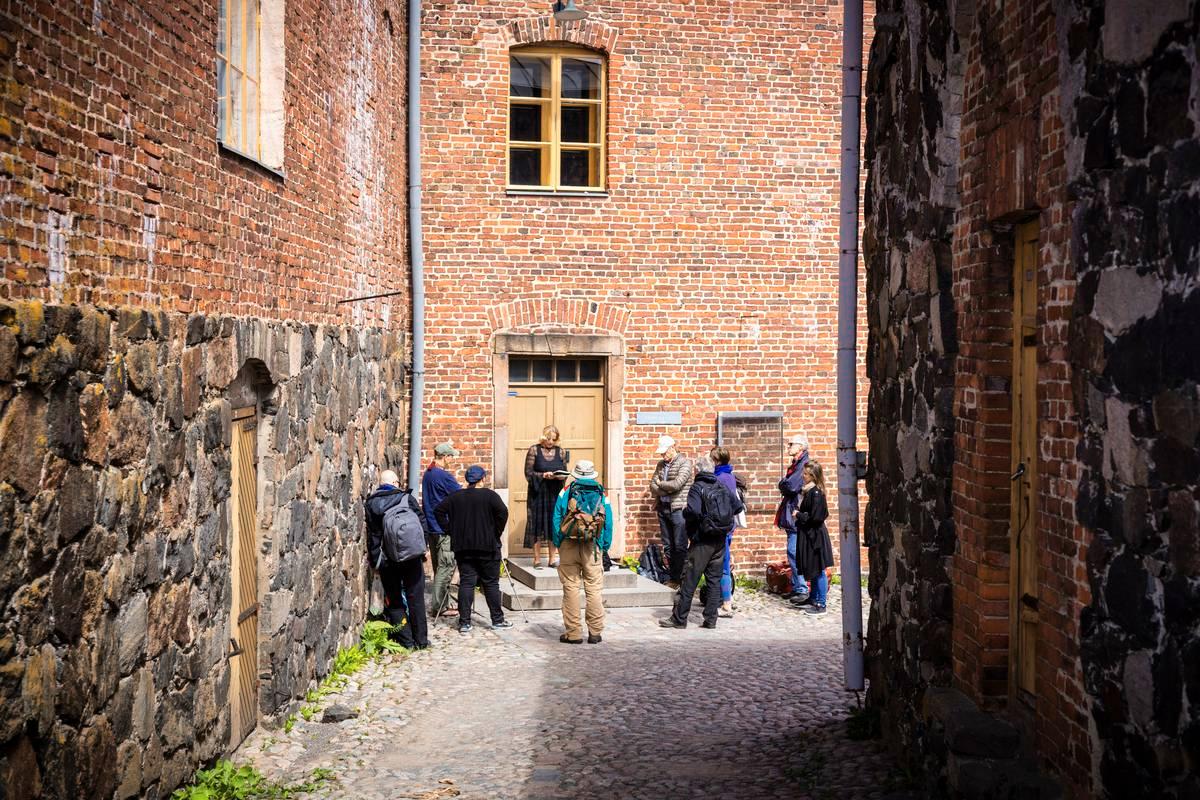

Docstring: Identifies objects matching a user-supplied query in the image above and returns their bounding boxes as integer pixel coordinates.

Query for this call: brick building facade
[418,1,870,569]
[1,1,409,796]
[864,1,1199,797]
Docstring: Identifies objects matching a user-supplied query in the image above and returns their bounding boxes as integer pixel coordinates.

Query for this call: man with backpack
[365,469,431,649]
[551,461,612,644]
[434,465,512,634]
[659,456,744,630]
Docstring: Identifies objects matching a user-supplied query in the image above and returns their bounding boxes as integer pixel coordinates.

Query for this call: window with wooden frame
[217,0,285,172]
[508,46,606,192]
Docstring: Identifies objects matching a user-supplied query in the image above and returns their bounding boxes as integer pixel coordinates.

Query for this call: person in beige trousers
[551,461,613,644]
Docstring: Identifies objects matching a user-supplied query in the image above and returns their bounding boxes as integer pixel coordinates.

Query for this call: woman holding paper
[523,425,570,567]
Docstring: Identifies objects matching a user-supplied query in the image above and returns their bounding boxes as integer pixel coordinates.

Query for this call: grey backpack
[381,493,426,564]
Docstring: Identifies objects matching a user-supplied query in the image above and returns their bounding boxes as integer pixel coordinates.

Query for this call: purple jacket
[714,465,741,535]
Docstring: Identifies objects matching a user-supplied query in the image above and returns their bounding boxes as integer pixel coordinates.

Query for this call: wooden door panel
[508,389,553,554]
[229,409,259,748]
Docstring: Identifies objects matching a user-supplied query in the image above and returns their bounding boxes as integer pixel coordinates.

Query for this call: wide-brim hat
[572,460,597,480]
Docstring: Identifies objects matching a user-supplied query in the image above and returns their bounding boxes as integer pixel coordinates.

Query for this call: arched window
[508,46,606,191]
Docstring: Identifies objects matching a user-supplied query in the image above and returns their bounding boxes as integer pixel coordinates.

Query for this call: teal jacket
[551,478,613,550]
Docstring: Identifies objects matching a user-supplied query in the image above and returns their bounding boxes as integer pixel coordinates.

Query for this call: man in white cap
[648,435,694,587]
[776,434,811,602]
[551,460,612,644]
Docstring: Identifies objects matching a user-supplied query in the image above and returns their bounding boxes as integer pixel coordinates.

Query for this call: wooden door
[229,406,260,747]
[505,385,605,555]
[1010,221,1040,700]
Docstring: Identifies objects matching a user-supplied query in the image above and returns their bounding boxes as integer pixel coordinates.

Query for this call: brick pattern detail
[0,0,409,330]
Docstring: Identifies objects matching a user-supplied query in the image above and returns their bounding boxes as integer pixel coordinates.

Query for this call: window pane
[245,0,258,81]
[244,79,259,154]
[561,58,601,99]
[229,72,244,149]
[560,148,598,187]
[509,357,530,382]
[230,0,244,68]
[509,104,544,143]
[555,360,577,382]
[510,55,550,98]
[217,60,228,139]
[531,359,553,383]
[561,104,598,144]
[218,0,227,55]
[579,359,601,382]
[509,147,546,186]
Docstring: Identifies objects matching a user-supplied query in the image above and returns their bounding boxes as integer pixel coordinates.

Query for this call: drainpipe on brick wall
[837,0,866,692]
[407,0,426,492]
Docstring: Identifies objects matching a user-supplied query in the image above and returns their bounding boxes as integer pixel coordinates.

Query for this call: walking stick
[502,557,530,624]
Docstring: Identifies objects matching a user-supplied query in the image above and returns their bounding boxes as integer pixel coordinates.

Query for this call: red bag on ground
[765,560,792,594]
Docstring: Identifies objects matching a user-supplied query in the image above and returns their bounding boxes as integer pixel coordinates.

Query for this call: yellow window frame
[218,0,263,160]
[507,46,606,192]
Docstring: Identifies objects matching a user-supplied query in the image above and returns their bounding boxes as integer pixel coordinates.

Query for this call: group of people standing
[650,432,834,620]
[363,427,834,649]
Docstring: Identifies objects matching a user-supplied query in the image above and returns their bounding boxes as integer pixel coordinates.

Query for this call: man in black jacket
[660,456,744,630]
[365,469,431,649]
[434,465,512,634]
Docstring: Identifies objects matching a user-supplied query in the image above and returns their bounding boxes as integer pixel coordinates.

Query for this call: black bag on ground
[637,543,670,584]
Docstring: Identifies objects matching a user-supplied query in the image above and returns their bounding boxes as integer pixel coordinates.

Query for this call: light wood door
[505,385,604,555]
[229,407,260,747]
[1010,221,1040,700]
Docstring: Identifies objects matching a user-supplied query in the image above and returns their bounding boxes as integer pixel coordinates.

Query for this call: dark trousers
[457,554,505,625]
[670,536,725,626]
[657,507,688,582]
[379,558,428,648]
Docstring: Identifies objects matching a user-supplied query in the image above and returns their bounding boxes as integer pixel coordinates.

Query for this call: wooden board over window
[508,46,606,192]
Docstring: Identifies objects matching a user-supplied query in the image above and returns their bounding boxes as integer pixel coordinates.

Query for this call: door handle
[1010,463,1026,482]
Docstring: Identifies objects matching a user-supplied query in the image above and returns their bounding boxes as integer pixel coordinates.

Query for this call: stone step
[506,557,639,590]
[499,573,676,611]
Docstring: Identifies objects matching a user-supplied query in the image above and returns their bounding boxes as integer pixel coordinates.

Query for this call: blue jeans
[784,529,810,594]
[806,570,829,607]
[720,532,733,602]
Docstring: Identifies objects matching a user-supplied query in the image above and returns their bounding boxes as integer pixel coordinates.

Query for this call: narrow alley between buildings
[237,589,894,800]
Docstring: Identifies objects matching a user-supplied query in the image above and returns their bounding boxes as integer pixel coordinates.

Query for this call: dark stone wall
[862,0,962,769]
[0,302,405,798]
[1057,1,1200,796]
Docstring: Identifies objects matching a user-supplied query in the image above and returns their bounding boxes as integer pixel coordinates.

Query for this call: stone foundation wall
[1058,1,1200,796]
[0,301,405,799]
[862,0,962,770]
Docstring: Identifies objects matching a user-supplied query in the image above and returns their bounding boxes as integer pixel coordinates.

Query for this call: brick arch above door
[485,297,631,337]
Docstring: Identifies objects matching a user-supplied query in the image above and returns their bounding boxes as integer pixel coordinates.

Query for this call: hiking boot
[458,624,473,634]
[789,593,812,606]
[805,604,827,615]
[587,633,602,644]
[559,633,583,644]
[701,620,717,629]
[658,618,686,629]
[492,620,514,629]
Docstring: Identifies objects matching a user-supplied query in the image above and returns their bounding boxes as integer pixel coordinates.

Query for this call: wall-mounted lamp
[553,1,588,22]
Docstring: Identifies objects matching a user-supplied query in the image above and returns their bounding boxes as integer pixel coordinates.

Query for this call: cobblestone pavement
[238,584,898,799]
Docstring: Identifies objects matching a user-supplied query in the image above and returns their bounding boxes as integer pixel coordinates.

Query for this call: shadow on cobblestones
[240,592,896,799]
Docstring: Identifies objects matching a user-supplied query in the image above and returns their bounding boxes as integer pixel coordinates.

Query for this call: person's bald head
[380,469,400,487]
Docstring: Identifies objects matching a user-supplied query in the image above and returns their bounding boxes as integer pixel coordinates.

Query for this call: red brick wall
[419,1,872,573]
[0,0,408,330]
[951,0,1089,791]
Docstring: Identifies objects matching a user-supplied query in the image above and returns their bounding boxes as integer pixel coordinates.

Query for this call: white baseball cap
[655,435,677,455]
[787,434,808,448]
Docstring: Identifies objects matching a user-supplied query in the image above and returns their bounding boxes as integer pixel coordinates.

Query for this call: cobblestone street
[238,586,896,799]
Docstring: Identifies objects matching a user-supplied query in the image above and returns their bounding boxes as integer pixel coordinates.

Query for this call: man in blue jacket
[552,461,612,644]
[422,442,461,620]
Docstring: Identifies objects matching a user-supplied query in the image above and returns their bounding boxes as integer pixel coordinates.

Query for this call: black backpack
[698,480,737,537]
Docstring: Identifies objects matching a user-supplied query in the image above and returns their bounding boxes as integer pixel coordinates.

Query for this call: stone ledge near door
[921,687,1062,800]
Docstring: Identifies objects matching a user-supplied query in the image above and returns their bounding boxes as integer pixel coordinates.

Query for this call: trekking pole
[502,558,530,624]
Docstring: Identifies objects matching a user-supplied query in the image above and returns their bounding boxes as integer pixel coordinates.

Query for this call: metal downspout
[407,0,425,491]
[837,0,866,692]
